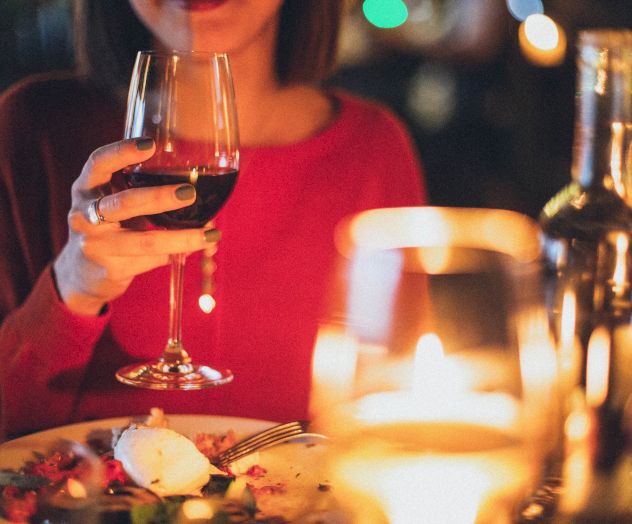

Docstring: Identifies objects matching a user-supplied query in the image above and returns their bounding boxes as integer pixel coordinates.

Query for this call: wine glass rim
[137,49,230,60]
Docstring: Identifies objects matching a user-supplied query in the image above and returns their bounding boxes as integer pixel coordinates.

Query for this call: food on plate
[194,428,237,462]
[113,425,225,497]
[0,410,333,523]
[0,445,127,523]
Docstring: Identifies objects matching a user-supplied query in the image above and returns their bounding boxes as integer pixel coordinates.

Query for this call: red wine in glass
[125,166,238,229]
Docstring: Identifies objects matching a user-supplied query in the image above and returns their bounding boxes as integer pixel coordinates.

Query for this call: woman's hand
[52,138,220,317]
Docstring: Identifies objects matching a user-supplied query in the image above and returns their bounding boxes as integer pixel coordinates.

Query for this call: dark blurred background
[1,0,630,218]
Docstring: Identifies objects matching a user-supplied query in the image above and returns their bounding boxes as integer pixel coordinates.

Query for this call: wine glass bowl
[115,50,239,390]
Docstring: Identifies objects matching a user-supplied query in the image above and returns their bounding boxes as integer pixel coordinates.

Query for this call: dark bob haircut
[74,0,347,99]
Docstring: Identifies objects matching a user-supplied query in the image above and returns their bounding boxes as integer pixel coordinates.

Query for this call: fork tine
[219,425,304,462]
[221,421,305,456]
[220,426,303,456]
[217,421,310,466]
[218,433,305,466]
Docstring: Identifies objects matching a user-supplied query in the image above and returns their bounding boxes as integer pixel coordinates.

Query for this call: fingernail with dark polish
[204,229,221,242]
[135,137,154,150]
[175,185,195,200]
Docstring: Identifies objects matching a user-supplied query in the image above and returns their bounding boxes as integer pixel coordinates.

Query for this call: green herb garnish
[0,471,51,489]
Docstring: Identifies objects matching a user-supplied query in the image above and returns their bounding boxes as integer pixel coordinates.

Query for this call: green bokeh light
[362,0,408,29]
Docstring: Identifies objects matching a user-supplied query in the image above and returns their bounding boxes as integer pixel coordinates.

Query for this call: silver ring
[87,196,107,225]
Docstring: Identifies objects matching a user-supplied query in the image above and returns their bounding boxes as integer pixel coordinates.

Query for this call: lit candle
[323,335,538,524]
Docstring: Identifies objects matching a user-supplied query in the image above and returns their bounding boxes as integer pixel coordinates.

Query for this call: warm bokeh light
[333,454,487,524]
[565,406,590,442]
[518,14,567,67]
[586,326,611,407]
[310,324,359,413]
[67,477,88,499]
[560,290,577,350]
[362,0,408,29]
[182,498,217,520]
[610,122,625,198]
[198,293,216,313]
[558,289,582,396]
[560,389,592,514]
[611,232,629,296]
[332,435,532,524]
[524,14,559,50]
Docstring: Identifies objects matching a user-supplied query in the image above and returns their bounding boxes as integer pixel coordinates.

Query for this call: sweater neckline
[239,90,357,155]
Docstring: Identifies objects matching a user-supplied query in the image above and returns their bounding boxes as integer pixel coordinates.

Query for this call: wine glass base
[116,362,233,390]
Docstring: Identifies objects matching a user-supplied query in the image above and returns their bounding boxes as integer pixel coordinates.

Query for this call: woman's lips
[171,0,229,11]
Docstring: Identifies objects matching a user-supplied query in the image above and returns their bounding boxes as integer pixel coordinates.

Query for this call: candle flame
[413,333,444,396]
[189,166,199,185]
[586,327,610,407]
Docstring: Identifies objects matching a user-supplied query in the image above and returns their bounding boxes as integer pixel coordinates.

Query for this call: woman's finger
[74,138,155,191]
[105,254,171,281]
[83,228,222,258]
[95,184,197,223]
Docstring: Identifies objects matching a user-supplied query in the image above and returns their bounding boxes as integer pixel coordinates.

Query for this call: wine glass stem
[166,253,189,362]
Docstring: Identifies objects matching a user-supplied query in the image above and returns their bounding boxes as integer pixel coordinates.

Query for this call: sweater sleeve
[0,76,110,437]
[0,268,110,437]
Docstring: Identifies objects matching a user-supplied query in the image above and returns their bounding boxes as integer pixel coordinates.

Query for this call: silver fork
[215,420,326,467]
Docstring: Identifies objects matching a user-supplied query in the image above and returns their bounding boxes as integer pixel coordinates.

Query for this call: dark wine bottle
[539,30,632,521]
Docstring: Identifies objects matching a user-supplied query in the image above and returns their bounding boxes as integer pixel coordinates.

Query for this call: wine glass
[115,50,239,390]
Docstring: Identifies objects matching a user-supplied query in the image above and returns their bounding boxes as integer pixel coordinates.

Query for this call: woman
[0,0,425,437]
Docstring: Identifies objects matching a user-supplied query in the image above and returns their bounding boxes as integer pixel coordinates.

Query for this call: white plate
[0,414,337,522]
[0,415,273,469]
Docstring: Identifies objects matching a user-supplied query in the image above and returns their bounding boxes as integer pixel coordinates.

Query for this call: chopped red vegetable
[1,486,37,523]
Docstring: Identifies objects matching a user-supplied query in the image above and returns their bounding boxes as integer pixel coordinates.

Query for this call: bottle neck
[572,33,632,199]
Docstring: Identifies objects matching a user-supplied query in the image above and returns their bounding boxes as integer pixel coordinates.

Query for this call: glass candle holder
[311,207,560,524]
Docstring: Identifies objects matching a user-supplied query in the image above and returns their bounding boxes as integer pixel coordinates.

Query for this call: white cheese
[113,426,223,497]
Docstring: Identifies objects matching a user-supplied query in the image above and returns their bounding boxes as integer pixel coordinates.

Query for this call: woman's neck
[229,42,335,148]
[229,41,283,147]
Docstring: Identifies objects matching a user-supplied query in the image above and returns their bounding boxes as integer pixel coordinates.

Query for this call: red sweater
[0,73,425,437]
